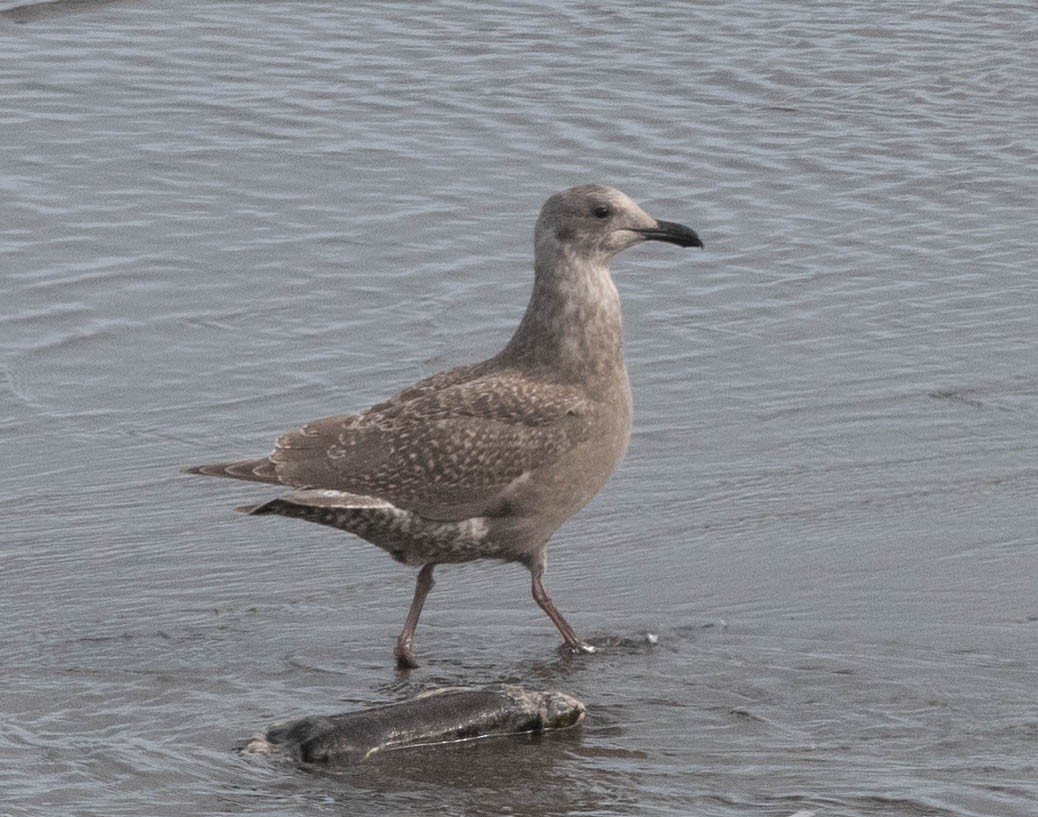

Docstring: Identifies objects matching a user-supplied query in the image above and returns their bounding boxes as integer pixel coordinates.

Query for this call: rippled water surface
[2,1,1036,815]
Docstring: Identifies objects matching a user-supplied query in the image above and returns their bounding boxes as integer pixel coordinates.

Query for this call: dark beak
[635,220,703,249]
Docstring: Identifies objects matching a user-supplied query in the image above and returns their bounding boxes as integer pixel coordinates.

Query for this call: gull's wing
[270,368,592,519]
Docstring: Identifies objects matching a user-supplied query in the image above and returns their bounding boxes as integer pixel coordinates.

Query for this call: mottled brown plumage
[184,185,702,668]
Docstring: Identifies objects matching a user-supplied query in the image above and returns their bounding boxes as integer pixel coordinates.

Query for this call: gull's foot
[558,640,597,658]
[394,640,419,670]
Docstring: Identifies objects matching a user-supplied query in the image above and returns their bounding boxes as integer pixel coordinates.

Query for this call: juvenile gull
[184,184,702,668]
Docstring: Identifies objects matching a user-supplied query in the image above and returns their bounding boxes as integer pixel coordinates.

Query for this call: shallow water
[1,1,1036,815]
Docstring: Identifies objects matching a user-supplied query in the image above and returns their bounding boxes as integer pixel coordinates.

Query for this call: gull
[184,184,702,668]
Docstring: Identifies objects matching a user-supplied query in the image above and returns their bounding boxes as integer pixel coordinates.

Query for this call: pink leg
[395,563,435,669]
[531,569,594,655]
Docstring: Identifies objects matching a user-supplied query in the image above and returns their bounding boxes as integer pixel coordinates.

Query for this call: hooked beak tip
[636,220,703,249]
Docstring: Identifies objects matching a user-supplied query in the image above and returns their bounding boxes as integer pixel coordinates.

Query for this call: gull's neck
[497,243,626,385]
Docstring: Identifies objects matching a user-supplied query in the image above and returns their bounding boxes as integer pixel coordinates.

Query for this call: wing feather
[271,367,590,517]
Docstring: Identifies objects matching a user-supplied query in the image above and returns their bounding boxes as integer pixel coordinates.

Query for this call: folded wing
[271,369,591,519]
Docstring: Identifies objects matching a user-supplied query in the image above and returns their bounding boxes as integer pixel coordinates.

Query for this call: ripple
[2,1,1036,815]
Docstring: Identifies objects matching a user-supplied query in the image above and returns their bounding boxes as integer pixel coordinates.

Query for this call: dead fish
[243,685,586,764]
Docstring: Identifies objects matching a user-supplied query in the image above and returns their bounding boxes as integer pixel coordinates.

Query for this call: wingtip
[182,463,227,477]
[179,459,282,484]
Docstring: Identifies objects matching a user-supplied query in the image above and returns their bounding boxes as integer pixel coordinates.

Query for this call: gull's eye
[593,205,611,219]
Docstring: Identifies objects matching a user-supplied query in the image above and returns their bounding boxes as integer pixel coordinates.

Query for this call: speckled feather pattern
[271,367,594,519]
[244,490,499,565]
[185,185,700,585]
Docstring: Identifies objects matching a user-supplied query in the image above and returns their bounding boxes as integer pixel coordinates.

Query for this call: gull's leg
[395,563,436,669]
[530,567,595,655]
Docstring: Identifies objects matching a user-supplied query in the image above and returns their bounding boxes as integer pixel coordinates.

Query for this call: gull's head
[534,184,702,267]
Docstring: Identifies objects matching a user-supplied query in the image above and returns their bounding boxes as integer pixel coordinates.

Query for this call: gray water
[2,1,1036,815]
